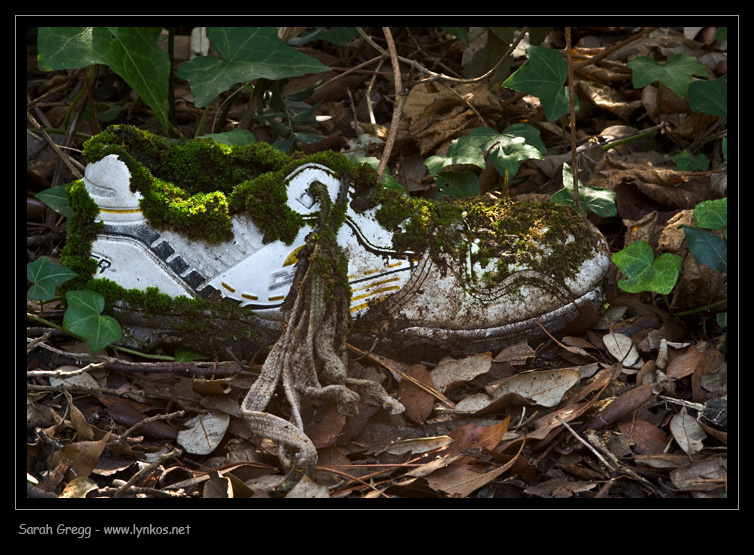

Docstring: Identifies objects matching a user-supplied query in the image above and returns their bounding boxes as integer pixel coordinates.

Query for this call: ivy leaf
[550,164,617,218]
[487,123,546,179]
[611,241,681,295]
[425,124,546,194]
[627,54,708,98]
[435,171,480,198]
[204,128,257,146]
[693,198,727,233]
[35,186,75,219]
[425,127,495,174]
[672,150,710,172]
[503,45,576,121]
[37,27,171,131]
[177,27,329,107]
[63,290,122,353]
[27,257,79,301]
[688,75,727,117]
[682,226,727,273]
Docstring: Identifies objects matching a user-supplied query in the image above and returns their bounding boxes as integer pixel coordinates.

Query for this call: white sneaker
[77,138,610,356]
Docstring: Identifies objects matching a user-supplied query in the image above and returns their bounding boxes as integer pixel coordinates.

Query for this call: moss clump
[371,188,598,289]
[65,125,383,329]
[60,179,103,290]
[80,125,381,245]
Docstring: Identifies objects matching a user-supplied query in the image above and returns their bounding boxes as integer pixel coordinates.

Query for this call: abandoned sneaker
[65,125,610,358]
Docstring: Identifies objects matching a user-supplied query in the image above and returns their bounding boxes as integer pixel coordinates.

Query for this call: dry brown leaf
[587,383,655,430]
[669,407,707,456]
[669,456,726,492]
[424,458,512,498]
[617,417,669,454]
[666,342,702,380]
[430,352,492,393]
[398,364,435,424]
[524,478,598,498]
[50,432,111,479]
[493,341,535,365]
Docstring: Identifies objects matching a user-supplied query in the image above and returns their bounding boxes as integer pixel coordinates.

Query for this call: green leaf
[611,241,682,295]
[550,164,617,218]
[682,226,727,273]
[717,312,727,329]
[487,123,547,179]
[425,127,495,175]
[177,27,329,107]
[63,290,122,353]
[37,27,171,131]
[693,197,727,233]
[672,150,710,171]
[436,171,480,198]
[35,186,75,219]
[204,128,257,146]
[173,349,204,362]
[27,257,79,301]
[688,75,727,117]
[503,45,576,121]
[627,54,708,98]
[425,124,545,190]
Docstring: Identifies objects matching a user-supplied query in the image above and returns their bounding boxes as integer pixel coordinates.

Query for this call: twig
[113,447,182,498]
[555,415,615,472]
[357,27,528,86]
[346,342,455,408]
[565,27,585,218]
[118,410,185,444]
[26,111,82,179]
[377,27,406,182]
[573,27,660,72]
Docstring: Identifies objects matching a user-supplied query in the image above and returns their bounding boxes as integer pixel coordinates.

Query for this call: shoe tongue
[285,164,341,216]
[84,154,145,222]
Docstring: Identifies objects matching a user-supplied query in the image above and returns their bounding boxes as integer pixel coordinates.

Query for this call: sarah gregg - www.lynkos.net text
[19,523,191,539]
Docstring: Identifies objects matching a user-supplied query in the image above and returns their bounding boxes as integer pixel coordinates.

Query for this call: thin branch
[565,27,585,218]
[377,27,406,181]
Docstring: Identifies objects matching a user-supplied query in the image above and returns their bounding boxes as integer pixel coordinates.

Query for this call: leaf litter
[26,26,730,500]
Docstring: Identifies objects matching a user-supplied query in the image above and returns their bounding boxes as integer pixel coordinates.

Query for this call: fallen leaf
[669,456,726,492]
[398,364,435,424]
[376,436,454,456]
[491,368,581,408]
[603,331,642,368]
[58,476,99,498]
[177,413,230,455]
[669,407,707,456]
[587,383,655,430]
[617,418,669,454]
[50,432,111,478]
[430,352,492,393]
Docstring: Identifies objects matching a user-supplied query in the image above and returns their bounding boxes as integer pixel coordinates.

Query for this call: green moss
[65,124,382,330]
[60,179,103,291]
[371,188,598,290]
[80,124,379,245]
